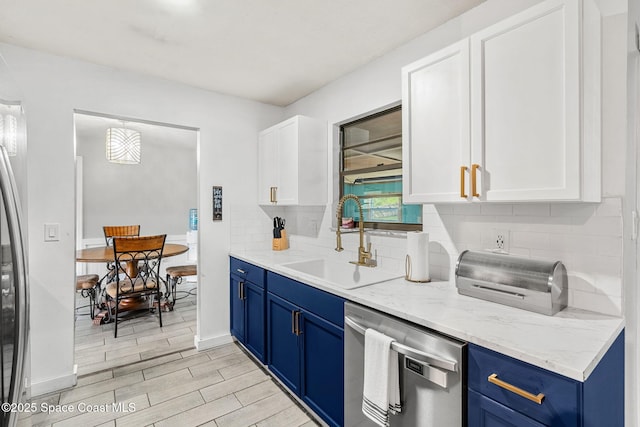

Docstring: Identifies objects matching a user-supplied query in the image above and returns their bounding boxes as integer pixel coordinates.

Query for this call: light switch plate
[44,223,59,242]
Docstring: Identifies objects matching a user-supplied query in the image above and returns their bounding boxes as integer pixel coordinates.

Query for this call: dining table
[76,243,189,323]
[76,243,189,276]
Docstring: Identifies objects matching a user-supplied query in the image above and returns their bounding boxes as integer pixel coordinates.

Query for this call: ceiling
[0,0,486,107]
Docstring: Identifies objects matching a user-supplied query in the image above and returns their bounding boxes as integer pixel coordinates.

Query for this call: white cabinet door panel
[471,0,581,201]
[403,40,471,203]
[275,119,299,205]
[258,128,278,205]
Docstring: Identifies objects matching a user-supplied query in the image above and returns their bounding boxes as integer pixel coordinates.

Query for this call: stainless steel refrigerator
[0,54,30,427]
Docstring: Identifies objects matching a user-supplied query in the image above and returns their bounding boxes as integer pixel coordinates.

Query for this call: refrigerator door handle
[0,145,30,424]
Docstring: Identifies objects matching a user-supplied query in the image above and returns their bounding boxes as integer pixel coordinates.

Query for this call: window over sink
[340,106,422,231]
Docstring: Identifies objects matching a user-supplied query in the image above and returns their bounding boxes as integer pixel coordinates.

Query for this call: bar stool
[165,264,197,310]
[76,274,100,319]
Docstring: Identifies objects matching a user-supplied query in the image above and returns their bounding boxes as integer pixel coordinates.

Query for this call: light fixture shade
[3,114,17,157]
[106,127,141,164]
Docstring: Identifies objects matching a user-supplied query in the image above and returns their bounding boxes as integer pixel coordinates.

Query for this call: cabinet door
[229,275,245,342]
[469,390,547,427]
[244,281,266,363]
[258,126,278,205]
[299,310,344,427]
[266,292,301,395]
[470,0,581,201]
[402,39,471,203]
[274,118,299,205]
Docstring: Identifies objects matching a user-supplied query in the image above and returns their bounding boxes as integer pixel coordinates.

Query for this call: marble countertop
[229,249,624,382]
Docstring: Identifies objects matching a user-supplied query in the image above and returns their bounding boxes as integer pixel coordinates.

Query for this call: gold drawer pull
[291,310,296,335]
[460,166,468,198]
[488,373,545,405]
[471,163,480,197]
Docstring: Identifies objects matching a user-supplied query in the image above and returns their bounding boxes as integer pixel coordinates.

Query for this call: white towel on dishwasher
[362,328,402,427]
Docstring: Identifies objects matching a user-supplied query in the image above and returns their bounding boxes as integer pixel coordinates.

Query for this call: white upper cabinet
[258,115,327,206]
[403,40,471,203]
[402,0,601,203]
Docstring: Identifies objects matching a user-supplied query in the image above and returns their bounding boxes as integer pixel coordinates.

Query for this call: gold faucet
[335,194,376,267]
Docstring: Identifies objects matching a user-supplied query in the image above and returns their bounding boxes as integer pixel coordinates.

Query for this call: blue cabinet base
[267,272,344,427]
[468,331,624,427]
[230,257,266,364]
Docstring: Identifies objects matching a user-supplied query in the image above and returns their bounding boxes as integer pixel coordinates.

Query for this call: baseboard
[194,333,234,351]
[30,366,77,397]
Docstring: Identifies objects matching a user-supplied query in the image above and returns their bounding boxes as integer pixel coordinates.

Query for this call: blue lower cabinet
[300,309,344,427]
[469,389,546,427]
[243,281,266,361]
[229,258,266,363]
[468,331,624,427]
[267,272,345,427]
[266,292,301,394]
[229,274,245,342]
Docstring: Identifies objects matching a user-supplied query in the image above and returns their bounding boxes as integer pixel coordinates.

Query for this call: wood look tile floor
[26,284,319,427]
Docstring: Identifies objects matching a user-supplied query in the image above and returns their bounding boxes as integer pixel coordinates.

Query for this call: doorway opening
[73,110,199,376]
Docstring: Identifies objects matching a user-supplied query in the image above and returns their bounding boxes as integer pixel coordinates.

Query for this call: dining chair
[103,225,141,245]
[105,234,166,338]
[165,264,197,310]
[76,274,99,319]
[102,225,141,282]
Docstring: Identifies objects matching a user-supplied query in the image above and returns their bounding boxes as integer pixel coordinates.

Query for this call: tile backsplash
[231,197,623,317]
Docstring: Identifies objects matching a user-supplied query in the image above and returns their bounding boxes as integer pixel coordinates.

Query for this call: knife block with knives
[272,216,288,251]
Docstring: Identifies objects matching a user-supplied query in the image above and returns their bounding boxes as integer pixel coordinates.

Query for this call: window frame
[339,105,422,232]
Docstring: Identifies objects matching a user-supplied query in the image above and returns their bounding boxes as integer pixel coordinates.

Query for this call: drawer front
[267,271,344,326]
[468,389,546,427]
[230,257,265,287]
[468,344,580,427]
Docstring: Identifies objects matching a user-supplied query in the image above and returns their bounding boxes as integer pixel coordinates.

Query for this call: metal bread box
[455,250,567,315]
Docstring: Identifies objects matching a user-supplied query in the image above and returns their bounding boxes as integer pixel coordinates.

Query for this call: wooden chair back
[103,225,141,246]
[108,234,166,337]
[112,235,166,286]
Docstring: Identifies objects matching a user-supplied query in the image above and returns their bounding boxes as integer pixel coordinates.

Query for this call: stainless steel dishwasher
[344,302,466,426]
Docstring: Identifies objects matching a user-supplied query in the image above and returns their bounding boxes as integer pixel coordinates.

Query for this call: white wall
[75,116,197,238]
[0,42,282,395]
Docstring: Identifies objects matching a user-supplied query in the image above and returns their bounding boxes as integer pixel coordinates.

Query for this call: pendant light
[106,125,141,164]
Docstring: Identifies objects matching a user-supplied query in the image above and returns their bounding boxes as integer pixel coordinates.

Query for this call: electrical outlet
[493,229,510,253]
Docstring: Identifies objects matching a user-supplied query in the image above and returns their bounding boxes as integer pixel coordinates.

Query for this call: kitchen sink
[279,258,402,290]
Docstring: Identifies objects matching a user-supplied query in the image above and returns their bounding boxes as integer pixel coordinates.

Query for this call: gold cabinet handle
[291,310,296,335]
[239,281,245,300]
[488,374,545,405]
[269,187,278,204]
[460,166,468,198]
[471,164,480,197]
[295,311,302,336]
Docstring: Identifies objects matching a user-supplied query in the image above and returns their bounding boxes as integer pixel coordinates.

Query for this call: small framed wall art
[212,186,222,221]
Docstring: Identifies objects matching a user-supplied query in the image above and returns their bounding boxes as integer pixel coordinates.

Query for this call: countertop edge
[229,250,625,382]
